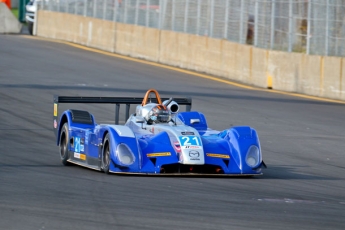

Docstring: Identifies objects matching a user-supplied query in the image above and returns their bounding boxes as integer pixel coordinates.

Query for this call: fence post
[239,0,244,43]
[66,0,69,14]
[184,0,189,33]
[270,0,275,49]
[123,1,128,23]
[83,0,87,16]
[254,0,259,46]
[113,0,117,22]
[146,0,150,27]
[325,0,329,56]
[223,0,229,39]
[102,0,106,19]
[135,0,139,24]
[288,0,293,52]
[307,0,311,55]
[93,0,96,18]
[196,0,201,35]
[209,0,214,37]
[158,0,162,29]
[171,0,175,30]
[159,0,165,29]
[75,0,78,14]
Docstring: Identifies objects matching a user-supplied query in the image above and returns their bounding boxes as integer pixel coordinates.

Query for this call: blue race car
[53,89,266,176]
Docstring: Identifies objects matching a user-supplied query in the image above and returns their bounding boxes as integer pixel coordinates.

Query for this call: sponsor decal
[189,150,200,160]
[85,130,89,144]
[53,119,57,129]
[183,145,202,149]
[54,103,57,116]
[181,132,194,135]
[75,137,81,153]
[189,150,200,158]
[74,152,86,160]
[147,152,171,157]
[206,153,230,159]
[80,138,85,152]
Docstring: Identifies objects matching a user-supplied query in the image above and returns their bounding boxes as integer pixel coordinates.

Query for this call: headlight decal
[245,145,260,168]
[116,143,135,166]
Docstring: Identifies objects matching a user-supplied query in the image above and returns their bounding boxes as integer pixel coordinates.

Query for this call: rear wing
[53,95,192,136]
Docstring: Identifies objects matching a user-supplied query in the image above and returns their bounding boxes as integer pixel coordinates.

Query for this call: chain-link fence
[41,0,345,57]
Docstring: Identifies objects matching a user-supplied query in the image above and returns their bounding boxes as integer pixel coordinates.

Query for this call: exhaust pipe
[163,98,179,113]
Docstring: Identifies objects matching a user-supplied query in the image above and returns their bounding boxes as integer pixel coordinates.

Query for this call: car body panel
[54,89,265,176]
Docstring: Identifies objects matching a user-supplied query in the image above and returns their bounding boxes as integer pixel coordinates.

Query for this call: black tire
[27,22,33,35]
[101,134,111,174]
[59,123,70,166]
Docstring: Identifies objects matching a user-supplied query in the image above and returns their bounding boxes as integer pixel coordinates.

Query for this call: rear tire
[101,134,111,174]
[59,123,70,166]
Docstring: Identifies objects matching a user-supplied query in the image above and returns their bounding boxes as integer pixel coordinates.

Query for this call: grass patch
[11,8,19,19]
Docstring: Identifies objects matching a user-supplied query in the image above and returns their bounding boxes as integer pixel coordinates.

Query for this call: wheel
[59,123,70,166]
[27,22,33,35]
[101,134,111,174]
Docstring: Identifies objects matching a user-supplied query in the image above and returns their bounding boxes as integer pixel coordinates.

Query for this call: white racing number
[179,136,201,146]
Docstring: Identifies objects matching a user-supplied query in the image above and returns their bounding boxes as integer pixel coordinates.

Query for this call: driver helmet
[145,104,171,125]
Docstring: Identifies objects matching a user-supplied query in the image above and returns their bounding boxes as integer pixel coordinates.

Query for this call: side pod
[223,126,263,174]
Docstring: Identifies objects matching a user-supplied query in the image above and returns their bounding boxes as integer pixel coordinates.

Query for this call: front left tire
[101,134,111,174]
[59,123,70,166]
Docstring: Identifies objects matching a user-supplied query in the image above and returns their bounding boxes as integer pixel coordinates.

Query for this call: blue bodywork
[55,109,265,176]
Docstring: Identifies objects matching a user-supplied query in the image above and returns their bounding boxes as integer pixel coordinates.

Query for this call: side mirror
[190,119,200,124]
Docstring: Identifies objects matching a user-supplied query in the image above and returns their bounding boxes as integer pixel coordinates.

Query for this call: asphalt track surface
[1,34,345,230]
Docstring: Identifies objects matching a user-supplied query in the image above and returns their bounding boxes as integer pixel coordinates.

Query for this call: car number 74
[179,136,201,146]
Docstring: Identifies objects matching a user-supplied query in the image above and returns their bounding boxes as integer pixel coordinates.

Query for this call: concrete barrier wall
[299,55,322,97]
[116,23,160,62]
[250,47,267,88]
[267,50,301,92]
[159,30,178,66]
[37,11,345,102]
[37,11,116,52]
[160,32,228,77]
[322,56,342,99]
[339,58,345,101]
[0,2,22,33]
